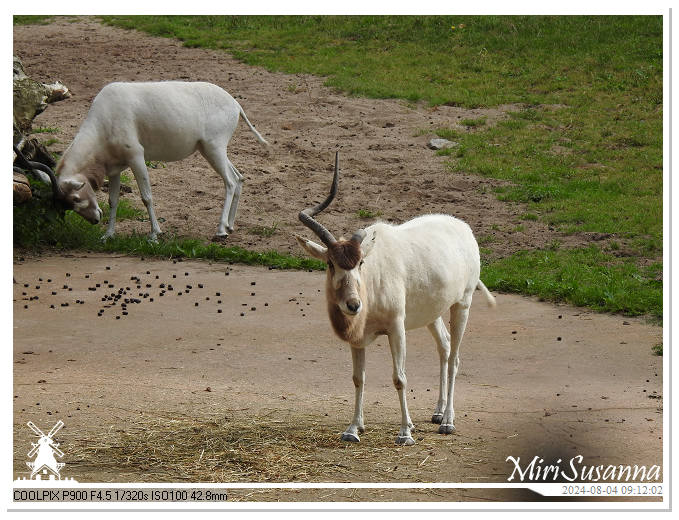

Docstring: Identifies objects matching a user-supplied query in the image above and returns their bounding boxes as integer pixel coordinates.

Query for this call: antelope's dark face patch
[328,240,362,270]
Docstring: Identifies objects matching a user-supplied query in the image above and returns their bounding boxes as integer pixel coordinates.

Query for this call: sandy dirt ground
[13,18,663,503]
[13,254,662,502]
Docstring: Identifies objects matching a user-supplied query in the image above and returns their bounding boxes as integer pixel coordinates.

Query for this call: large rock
[13,55,70,133]
[13,172,32,204]
[13,55,70,206]
[428,138,459,150]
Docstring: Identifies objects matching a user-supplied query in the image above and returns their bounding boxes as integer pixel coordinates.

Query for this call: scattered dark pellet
[195,302,199,306]
[218,309,222,313]
[557,337,562,341]
[116,316,120,320]
[251,282,256,286]
[216,292,221,296]
[106,266,111,270]
[240,312,245,316]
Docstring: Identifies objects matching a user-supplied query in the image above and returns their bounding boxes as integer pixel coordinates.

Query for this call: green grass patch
[356,209,382,219]
[482,246,662,320]
[102,199,146,221]
[14,187,323,272]
[32,126,60,134]
[461,117,487,128]
[98,15,661,107]
[13,15,53,25]
[249,222,279,237]
[652,343,663,356]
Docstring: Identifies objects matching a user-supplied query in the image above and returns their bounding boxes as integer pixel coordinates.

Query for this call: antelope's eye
[359,260,364,267]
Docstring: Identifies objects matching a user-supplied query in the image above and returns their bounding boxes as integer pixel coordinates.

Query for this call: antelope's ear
[360,230,377,258]
[60,179,85,192]
[295,235,328,262]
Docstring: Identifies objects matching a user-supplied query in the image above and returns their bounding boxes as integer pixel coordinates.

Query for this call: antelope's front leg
[102,173,121,240]
[388,324,415,446]
[341,346,366,442]
[129,155,162,242]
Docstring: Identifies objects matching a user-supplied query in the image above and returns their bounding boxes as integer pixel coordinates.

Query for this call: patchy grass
[14,208,324,271]
[356,209,383,219]
[13,15,53,25]
[31,126,60,134]
[483,247,662,320]
[249,222,280,237]
[101,199,146,222]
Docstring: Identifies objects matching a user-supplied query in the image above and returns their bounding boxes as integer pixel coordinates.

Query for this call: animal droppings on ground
[13,263,273,325]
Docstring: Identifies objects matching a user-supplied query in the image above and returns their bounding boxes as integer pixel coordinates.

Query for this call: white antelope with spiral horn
[295,152,496,445]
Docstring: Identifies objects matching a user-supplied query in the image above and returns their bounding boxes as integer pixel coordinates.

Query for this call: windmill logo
[15,421,77,482]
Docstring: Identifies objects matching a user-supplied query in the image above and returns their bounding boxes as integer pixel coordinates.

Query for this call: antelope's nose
[346,299,361,314]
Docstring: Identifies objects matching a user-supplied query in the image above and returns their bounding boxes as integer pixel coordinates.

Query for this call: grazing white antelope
[296,153,496,445]
[46,81,268,241]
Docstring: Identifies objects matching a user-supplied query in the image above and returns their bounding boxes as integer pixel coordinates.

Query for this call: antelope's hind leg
[427,317,451,424]
[438,302,470,435]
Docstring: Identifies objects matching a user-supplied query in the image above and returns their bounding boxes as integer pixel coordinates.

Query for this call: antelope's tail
[238,103,269,146]
[477,280,497,308]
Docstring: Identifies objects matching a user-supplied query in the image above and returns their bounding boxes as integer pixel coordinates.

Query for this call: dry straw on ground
[64,409,481,483]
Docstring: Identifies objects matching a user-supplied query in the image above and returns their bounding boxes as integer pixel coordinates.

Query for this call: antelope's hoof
[431,414,444,424]
[438,424,456,435]
[212,234,229,243]
[395,435,415,446]
[341,432,360,443]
